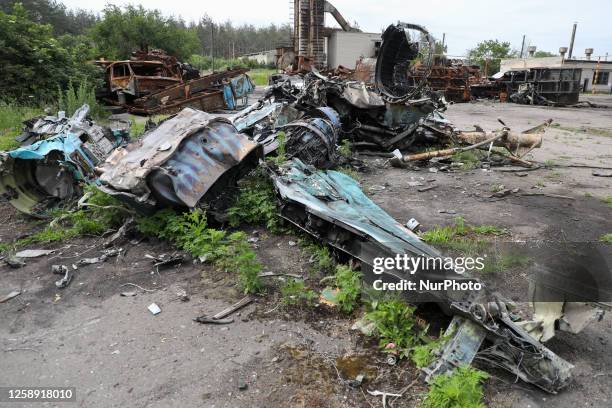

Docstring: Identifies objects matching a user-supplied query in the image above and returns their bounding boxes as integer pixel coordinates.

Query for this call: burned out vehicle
[96,49,255,114]
[96,59,184,104]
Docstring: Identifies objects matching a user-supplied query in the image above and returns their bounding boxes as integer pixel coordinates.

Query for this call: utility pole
[441,33,446,56]
[210,23,215,72]
[519,35,526,58]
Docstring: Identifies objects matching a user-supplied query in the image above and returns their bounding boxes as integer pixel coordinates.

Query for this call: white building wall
[243,50,276,65]
[327,31,380,69]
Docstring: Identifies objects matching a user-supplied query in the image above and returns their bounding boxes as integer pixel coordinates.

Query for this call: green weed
[602,196,612,208]
[422,365,489,408]
[281,278,317,306]
[299,238,334,273]
[452,150,481,170]
[130,120,146,139]
[58,82,107,120]
[228,170,283,232]
[338,139,352,159]
[600,234,612,243]
[270,131,287,165]
[471,225,507,235]
[365,299,421,358]
[0,187,129,254]
[136,208,264,294]
[327,265,362,314]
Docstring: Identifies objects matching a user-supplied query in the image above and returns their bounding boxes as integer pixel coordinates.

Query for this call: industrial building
[500,53,611,93]
[287,0,380,69]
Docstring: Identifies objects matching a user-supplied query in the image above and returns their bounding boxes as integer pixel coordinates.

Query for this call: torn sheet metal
[0,105,128,216]
[375,23,435,103]
[98,108,263,213]
[126,68,254,115]
[267,158,573,393]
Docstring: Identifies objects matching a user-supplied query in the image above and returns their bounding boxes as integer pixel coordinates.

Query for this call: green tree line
[0,0,290,102]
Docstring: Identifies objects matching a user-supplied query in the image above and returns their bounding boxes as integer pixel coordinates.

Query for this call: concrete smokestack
[568,22,577,59]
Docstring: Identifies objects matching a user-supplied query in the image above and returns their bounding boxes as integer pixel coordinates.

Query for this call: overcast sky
[61,0,611,59]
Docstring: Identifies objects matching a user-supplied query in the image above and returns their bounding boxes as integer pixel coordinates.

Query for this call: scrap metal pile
[96,49,254,114]
[1,22,606,396]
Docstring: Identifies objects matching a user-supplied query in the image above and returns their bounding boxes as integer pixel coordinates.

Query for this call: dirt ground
[1,96,611,408]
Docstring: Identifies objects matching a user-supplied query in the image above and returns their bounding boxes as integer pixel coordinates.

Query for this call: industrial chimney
[585,48,594,60]
[527,46,537,57]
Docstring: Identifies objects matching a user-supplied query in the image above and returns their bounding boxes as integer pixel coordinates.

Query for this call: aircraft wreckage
[1,22,609,394]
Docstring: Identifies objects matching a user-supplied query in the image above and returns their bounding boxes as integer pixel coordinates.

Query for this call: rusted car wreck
[96,50,254,114]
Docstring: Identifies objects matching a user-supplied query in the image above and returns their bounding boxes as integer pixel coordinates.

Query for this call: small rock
[238,379,248,390]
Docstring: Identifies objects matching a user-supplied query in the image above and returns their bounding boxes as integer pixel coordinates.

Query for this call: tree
[534,50,556,57]
[90,5,199,60]
[0,0,97,35]
[467,40,517,76]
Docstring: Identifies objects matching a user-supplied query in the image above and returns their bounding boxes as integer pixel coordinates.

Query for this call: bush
[58,82,108,120]
[228,170,283,232]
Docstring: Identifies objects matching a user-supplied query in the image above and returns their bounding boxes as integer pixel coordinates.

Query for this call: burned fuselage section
[0,105,128,216]
[97,108,263,214]
[266,158,574,393]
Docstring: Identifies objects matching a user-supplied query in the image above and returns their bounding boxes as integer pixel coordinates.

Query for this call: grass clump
[338,139,352,159]
[0,103,43,151]
[300,238,334,273]
[600,233,612,243]
[365,299,421,359]
[452,150,481,170]
[602,196,612,208]
[281,278,317,306]
[248,68,277,86]
[0,187,129,254]
[422,217,507,246]
[422,365,489,408]
[136,208,263,294]
[228,170,283,232]
[421,217,469,245]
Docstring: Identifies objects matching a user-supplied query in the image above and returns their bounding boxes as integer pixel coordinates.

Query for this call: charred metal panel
[98,108,262,213]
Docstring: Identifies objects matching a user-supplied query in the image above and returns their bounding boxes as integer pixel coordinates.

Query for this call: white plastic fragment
[148,303,161,315]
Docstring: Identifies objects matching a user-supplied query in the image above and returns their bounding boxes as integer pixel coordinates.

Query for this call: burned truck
[96,50,255,114]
